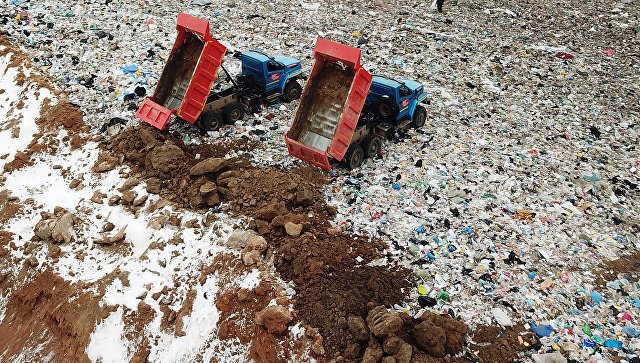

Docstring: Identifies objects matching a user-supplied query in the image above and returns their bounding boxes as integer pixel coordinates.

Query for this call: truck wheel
[222,102,245,124]
[200,111,223,133]
[375,97,399,122]
[412,105,427,128]
[362,134,382,158]
[283,80,302,102]
[342,143,364,170]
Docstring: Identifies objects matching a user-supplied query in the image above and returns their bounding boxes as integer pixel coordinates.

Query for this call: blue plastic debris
[122,65,139,73]
[416,226,426,233]
[392,183,400,190]
[583,339,596,347]
[622,327,639,337]
[603,339,622,349]
[590,291,603,304]
[531,324,554,337]
[426,253,436,260]
[528,272,536,279]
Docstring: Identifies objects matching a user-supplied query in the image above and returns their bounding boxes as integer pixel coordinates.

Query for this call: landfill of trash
[0,0,639,362]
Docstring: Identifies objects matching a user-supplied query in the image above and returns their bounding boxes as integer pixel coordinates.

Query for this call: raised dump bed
[135,12,226,130]
[285,38,372,171]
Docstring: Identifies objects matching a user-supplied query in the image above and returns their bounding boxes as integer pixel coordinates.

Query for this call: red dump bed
[285,38,372,171]
[136,13,227,130]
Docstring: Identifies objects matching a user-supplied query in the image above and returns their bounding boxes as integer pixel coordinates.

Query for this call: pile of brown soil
[594,250,640,287]
[0,270,102,362]
[103,125,420,360]
[295,266,414,357]
[469,324,538,363]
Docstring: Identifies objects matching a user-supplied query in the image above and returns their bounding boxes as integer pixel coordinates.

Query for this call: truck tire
[200,111,223,133]
[342,143,364,170]
[222,102,245,124]
[283,80,302,102]
[374,97,399,122]
[362,134,382,158]
[412,105,427,128]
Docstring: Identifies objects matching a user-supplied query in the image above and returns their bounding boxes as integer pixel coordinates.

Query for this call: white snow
[0,48,53,171]
[86,307,131,363]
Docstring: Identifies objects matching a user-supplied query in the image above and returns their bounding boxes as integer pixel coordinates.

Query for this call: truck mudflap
[135,98,174,130]
[136,13,226,129]
[285,38,372,170]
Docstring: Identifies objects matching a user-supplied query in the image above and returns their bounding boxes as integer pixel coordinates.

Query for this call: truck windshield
[267,61,284,72]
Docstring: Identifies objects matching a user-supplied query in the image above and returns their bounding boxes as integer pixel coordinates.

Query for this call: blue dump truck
[137,13,304,133]
[285,39,429,171]
[340,76,429,169]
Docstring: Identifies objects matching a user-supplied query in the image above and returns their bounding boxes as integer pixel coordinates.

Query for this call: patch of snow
[237,268,261,290]
[86,307,131,363]
[0,51,53,171]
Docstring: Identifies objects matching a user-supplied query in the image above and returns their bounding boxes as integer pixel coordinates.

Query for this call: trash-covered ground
[1,0,639,362]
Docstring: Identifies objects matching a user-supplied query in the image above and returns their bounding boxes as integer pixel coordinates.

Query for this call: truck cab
[366,75,428,128]
[240,51,304,102]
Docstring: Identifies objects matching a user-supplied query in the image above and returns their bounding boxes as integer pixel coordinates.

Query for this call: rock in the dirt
[383,336,412,363]
[347,315,369,341]
[255,305,293,334]
[150,143,185,174]
[226,230,258,251]
[189,157,226,176]
[382,357,396,363]
[413,321,446,357]
[311,333,325,356]
[109,227,127,244]
[366,305,403,337]
[96,226,127,245]
[242,250,262,265]
[206,193,220,206]
[121,190,137,204]
[294,189,314,207]
[90,190,106,204]
[343,342,361,359]
[119,177,140,192]
[362,340,384,363]
[199,181,217,195]
[51,212,74,243]
[92,152,119,173]
[413,313,467,358]
[139,128,157,145]
[34,219,56,240]
[241,236,268,265]
[284,222,303,237]
[146,177,162,194]
[245,236,267,253]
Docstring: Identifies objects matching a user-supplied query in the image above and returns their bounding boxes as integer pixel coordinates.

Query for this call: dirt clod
[255,305,293,334]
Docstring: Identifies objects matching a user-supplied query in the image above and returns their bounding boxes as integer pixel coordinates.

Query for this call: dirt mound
[104,125,255,209]
[295,266,414,358]
[36,100,89,135]
[469,324,538,363]
[102,125,422,361]
[0,270,102,362]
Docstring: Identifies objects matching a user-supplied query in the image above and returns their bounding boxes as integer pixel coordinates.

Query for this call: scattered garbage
[1,0,638,361]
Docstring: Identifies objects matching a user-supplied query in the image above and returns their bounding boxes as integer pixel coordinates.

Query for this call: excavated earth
[100,125,528,362]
